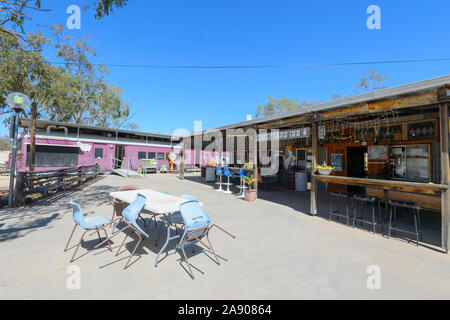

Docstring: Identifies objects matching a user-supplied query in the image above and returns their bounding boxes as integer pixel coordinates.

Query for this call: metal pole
[8,112,20,208]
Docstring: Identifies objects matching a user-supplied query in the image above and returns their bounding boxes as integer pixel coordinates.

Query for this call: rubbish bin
[295,172,308,191]
[205,166,216,182]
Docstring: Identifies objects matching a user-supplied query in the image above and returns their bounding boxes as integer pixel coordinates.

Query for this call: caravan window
[138,152,146,159]
[94,148,104,159]
[148,152,156,159]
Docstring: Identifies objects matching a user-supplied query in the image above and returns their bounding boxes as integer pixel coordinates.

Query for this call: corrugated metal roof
[214,74,450,131]
[18,118,172,140]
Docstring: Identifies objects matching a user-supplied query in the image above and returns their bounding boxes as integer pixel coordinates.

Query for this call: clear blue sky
[3,0,450,135]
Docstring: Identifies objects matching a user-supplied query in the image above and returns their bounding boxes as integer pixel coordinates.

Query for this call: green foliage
[255,96,318,118]
[0,1,45,35]
[330,69,389,100]
[0,24,136,129]
[0,0,129,38]
[94,0,130,20]
[46,24,134,128]
[244,175,256,191]
[316,162,333,170]
[256,70,389,117]
[0,135,11,151]
[0,29,51,108]
[353,69,389,95]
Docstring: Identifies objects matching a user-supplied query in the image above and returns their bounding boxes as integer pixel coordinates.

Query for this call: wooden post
[180,139,185,180]
[440,102,450,252]
[310,122,319,216]
[29,102,37,172]
[13,172,25,207]
[253,130,258,197]
[78,167,82,186]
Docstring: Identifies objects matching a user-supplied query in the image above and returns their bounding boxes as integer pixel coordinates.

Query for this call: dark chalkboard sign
[27,145,79,167]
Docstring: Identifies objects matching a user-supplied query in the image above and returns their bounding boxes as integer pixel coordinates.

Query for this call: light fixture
[5,92,31,207]
[6,92,31,111]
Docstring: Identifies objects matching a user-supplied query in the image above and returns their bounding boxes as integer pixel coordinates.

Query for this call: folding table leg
[155,214,180,267]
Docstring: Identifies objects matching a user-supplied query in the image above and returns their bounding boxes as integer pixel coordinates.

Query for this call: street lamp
[6,92,31,207]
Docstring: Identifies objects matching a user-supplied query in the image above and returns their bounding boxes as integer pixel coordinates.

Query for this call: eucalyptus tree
[0,25,135,129]
[255,96,318,118]
[0,0,129,38]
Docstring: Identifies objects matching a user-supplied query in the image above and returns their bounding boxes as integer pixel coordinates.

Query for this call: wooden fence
[13,164,99,206]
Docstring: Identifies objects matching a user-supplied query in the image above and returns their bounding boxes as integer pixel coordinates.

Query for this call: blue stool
[215,166,224,192]
[235,168,248,198]
[222,166,234,194]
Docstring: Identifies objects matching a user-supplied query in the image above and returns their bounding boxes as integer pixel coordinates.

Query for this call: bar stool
[221,166,234,194]
[235,168,248,199]
[353,194,383,233]
[329,191,352,226]
[215,166,224,192]
[388,200,423,246]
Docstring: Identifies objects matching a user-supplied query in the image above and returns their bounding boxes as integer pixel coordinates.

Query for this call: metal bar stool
[388,200,423,246]
[353,194,383,234]
[235,168,248,199]
[329,191,352,226]
[221,166,234,194]
[215,166,224,192]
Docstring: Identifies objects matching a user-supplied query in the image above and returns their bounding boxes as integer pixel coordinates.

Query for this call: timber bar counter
[314,175,447,221]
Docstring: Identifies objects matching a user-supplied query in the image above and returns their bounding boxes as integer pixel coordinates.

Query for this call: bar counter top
[313,174,447,195]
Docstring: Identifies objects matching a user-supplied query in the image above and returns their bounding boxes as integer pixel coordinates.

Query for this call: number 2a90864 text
[222,305,272,315]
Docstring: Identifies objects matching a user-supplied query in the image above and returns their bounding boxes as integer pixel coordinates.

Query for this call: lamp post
[6,93,31,207]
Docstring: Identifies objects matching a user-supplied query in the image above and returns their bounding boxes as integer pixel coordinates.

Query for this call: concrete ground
[1,173,450,300]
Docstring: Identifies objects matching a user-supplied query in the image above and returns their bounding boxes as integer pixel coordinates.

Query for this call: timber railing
[13,164,99,206]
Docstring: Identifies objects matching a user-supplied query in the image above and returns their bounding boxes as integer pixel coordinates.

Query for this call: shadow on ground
[0,181,117,243]
[177,175,443,251]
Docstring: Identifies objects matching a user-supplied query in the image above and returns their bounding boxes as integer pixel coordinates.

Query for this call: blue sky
[2,0,450,135]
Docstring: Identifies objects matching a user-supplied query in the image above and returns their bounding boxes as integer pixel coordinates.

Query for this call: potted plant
[243,175,257,202]
[316,162,334,175]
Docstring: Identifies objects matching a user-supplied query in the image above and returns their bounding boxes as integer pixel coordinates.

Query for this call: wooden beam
[258,115,310,129]
[310,122,318,215]
[253,133,258,197]
[440,102,450,251]
[180,139,185,180]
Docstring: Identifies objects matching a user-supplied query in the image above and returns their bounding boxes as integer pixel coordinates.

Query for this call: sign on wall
[257,127,311,141]
[331,154,343,172]
[368,145,388,160]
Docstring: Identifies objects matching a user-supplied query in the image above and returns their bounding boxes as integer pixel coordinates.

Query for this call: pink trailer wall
[13,136,226,172]
[123,145,175,171]
[183,150,228,167]
[14,137,176,172]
